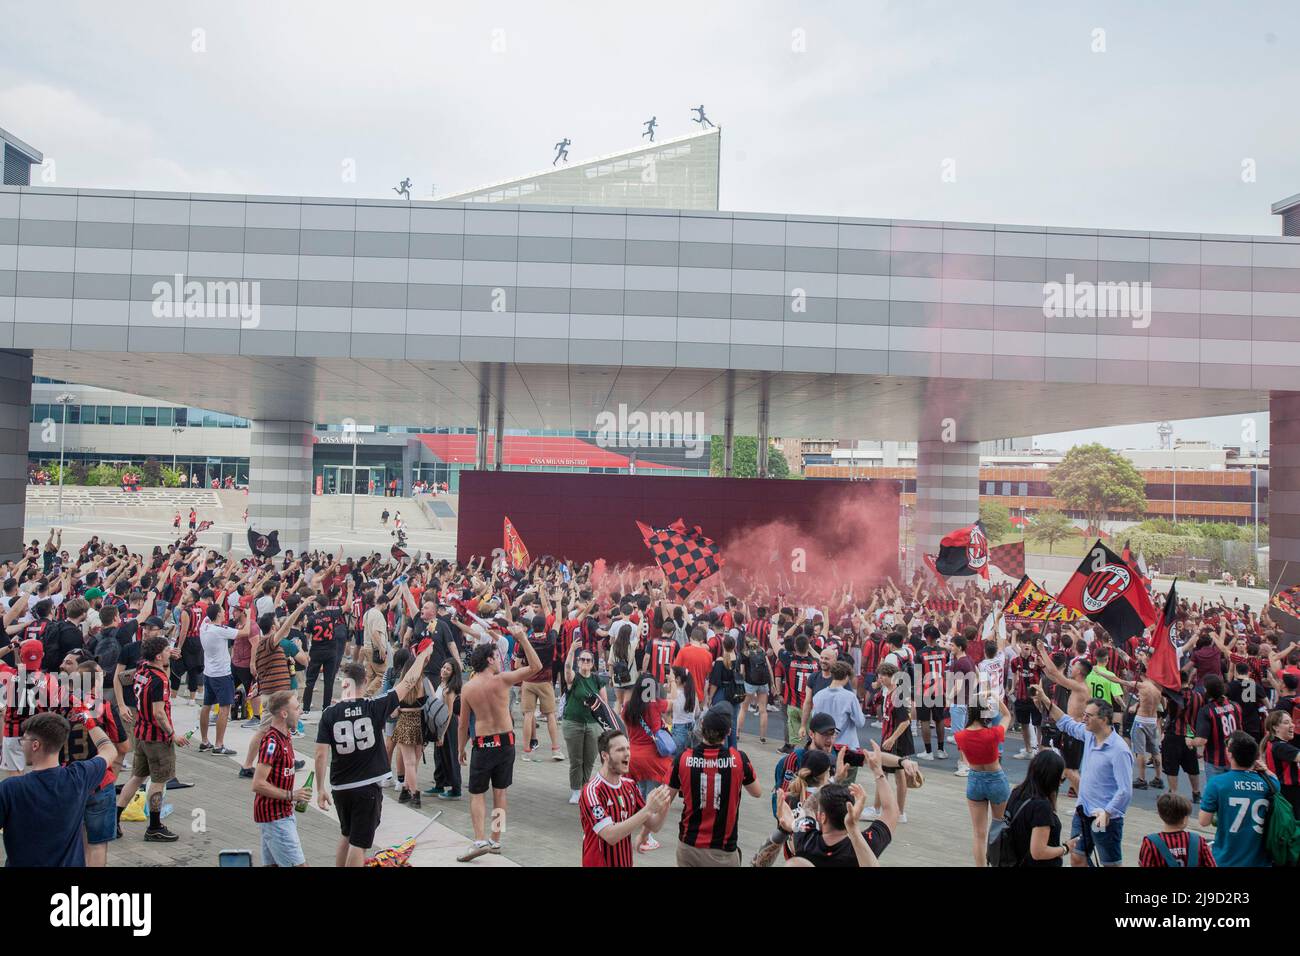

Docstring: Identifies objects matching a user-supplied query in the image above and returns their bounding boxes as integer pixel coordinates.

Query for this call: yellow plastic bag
[120,791,147,822]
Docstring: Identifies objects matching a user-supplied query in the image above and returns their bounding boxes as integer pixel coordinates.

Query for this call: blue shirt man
[810,663,865,749]
[1043,689,1133,866]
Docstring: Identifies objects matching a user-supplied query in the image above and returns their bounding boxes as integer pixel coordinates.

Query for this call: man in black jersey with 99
[314,646,431,867]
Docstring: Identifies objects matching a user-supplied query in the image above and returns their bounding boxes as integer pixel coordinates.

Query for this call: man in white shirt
[197,603,247,756]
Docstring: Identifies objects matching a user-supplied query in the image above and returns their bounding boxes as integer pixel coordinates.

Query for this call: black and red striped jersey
[1168,688,1203,738]
[579,772,645,867]
[1138,830,1216,867]
[60,694,115,790]
[860,639,883,673]
[253,727,297,823]
[22,618,51,645]
[779,653,819,707]
[646,637,677,684]
[1265,738,1300,788]
[1194,700,1242,768]
[0,666,59,737]
[1009,655,1041,699]
[132,663,173,742]
[917,648,948,704]
[669,744,755,852]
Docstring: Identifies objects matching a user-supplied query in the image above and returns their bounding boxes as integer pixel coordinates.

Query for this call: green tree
[1050,443,1146,534]
[141,457,162,487]
[978,502,1013,543]
[161,467,185,488]
[1026,509,1075,554]
[709,436,791,478]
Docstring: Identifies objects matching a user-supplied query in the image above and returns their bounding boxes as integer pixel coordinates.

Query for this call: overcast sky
[2,1,1293,449]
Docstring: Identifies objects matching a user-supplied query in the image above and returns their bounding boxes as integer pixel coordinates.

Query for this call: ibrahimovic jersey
[579,773,645,867]
[669,744,756,852]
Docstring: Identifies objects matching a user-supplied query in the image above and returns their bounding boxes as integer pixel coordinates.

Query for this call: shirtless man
[456,627,541,862]
[1129,657,1165,790]
[1038,644,1090,795]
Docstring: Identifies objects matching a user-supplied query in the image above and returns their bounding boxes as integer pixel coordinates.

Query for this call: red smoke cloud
[583,491,900,608]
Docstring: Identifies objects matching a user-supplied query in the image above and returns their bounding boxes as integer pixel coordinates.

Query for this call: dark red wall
[456,472,900,581]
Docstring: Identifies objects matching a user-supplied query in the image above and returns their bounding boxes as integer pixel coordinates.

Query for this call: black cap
[701,702,734,740]
[808,712,837,735]
[142,616,165,629]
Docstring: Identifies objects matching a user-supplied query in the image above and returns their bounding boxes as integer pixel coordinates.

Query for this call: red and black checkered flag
[636,518,724,600]
[988,540,1025,578]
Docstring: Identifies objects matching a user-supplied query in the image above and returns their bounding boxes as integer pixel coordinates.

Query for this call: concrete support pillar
[914,439,981,561]
[0,351,32,560]
[1271,390,1300,638]
[723,370,735,477]
[248,420,313,557]
[756,372,771,478]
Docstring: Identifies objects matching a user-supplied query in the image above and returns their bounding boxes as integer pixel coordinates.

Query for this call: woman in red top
[954,694,1011,866]
[622,672,672,854]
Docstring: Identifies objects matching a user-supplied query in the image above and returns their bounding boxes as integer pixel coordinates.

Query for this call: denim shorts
[260,815,306,867]
[84,782,117,845]
[1070,806,1124,865]
[743,682,769,695]
[965,769,1011,803]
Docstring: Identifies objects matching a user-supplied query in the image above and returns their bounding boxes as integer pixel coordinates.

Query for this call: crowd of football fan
[1,527,1298,868]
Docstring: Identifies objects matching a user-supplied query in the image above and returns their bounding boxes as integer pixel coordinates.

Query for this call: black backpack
[987,798,1032,867]
[744,648,771,686]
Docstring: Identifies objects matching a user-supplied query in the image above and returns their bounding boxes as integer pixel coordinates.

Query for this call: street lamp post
[1171,443,1177,525]
[55,393,75,520]
[171,426,185,473]
[350,425,358,532]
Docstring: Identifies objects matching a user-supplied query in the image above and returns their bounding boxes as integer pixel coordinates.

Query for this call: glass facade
[31,404,249,428]
[442,128,720,211]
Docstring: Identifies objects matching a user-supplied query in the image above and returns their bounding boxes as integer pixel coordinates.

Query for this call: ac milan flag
[988,540,1025,579]
[1056,541,1158,642]
[933,521,990,578]
[1270,584,1300,621]
[636,518,724,600]
[1146,578,1182,696]
[390,543,410,561]
[1121,539,1152,589]
[503,516,530,570]
[247,528,281,558]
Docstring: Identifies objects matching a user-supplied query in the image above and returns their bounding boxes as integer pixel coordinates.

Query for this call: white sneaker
[897,812,908,824]
[916,752,934,761]
[1013,749,1030,759]
[934,750,948,760]
[870,720,883,729]
[861,807,880,819]
[568,790,580,805]
[954,766,970,777]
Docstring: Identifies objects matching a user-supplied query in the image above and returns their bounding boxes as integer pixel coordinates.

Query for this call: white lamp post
[55,393,76,520]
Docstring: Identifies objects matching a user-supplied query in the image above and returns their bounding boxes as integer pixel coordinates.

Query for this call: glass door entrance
[323,466,380,495]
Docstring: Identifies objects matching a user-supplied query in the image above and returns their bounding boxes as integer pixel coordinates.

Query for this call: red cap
[19,639,43,669]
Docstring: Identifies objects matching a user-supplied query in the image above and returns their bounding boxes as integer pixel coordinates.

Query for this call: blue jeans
[711,694,741,750]
[950,704,968,734]
[1071,806,1124,866]
[672,722,693,755]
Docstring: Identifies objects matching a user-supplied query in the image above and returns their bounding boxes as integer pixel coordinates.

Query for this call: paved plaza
[6,687,1203,869]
